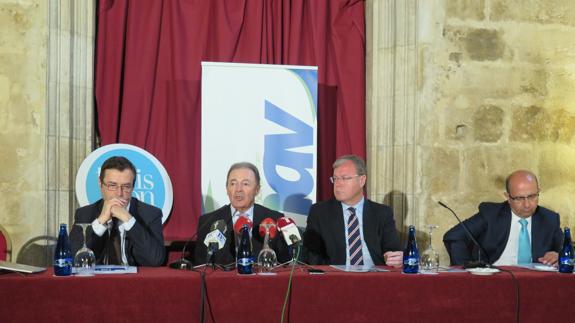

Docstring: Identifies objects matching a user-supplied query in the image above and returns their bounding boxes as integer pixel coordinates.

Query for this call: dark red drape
[94,0,366,240]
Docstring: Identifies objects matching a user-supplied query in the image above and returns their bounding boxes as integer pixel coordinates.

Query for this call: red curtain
[94,0,366,240]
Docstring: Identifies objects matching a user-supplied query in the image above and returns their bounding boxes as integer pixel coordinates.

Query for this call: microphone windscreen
[214,219,227,234]
[258,217,277,239]
[277,217,294,228]
[233,215,253,234]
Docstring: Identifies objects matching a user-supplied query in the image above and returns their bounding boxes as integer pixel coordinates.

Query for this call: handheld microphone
[169,215,231,270]
[169,218,211,270]
[233,215,253,235]
[204,220,227,266]
[438,201,490,268]
[258,218,277,239]
[204,220,227,249]
[277,217,302,246]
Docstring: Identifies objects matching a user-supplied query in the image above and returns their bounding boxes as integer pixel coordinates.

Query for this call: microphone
[258,218,277,239]
[233,215,253,235]
[277,217,301,246]
[438,201,490,268]
[204,220,227,266]
[169,216,230,270]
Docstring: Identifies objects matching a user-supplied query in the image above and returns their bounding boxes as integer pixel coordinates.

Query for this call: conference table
[1,265,574,323]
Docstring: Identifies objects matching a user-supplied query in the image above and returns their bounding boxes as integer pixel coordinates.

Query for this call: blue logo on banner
[263,100,314,215]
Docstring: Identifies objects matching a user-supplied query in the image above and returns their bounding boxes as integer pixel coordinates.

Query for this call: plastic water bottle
[236,224,253,274]
[559,227,574,274]
[403,225,419,274]
[54,223,72,276]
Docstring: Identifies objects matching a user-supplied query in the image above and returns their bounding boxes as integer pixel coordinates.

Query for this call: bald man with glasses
[443,170,563,267]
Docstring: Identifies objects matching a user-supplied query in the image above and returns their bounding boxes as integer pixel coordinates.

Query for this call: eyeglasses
[102,182,133,193]
[329,175,360,184]
[508,192,539,202]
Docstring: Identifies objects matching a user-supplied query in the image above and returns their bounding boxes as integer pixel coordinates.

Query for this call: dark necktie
[347,207,364,266]
[107,221,122,265]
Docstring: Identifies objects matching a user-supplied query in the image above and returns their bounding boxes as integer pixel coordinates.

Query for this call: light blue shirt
[231,205,254,226]
[341,197,374,267]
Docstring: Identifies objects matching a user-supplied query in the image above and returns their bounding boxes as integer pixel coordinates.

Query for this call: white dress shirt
[91,202,135,265]
[494,211,532,266]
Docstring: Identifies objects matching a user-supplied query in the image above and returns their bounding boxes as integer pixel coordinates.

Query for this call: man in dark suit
[443,170,562,266]
[303,155,402,266]
[70,156,165,266]
[194,162,290,266]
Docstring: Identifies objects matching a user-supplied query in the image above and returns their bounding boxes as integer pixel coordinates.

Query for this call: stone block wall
[368,0,575,265]
[0,0,94,264]
[0,0,47,262]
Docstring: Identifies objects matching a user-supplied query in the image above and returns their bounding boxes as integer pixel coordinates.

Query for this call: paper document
[93,265,138,274]
[330,265,388,272]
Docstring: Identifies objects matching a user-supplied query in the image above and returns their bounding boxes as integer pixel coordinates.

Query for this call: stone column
[366,0,420,242]
[43,0,95,262]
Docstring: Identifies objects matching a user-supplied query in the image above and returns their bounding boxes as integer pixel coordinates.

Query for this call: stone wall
[2,0,574,267]
[368,0,575,265]
[0,0,94,265]
[0,0,47,262]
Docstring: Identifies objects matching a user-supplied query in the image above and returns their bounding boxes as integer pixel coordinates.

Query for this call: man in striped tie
[303,155,403,267]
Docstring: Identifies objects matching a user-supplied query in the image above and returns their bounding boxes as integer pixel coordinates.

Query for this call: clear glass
[73,223,96,276]
[257,224,277,273]
[419,225,440,274]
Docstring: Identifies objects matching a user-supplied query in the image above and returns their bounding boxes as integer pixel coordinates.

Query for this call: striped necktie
[347,207,364,266]
[517,219,532,264]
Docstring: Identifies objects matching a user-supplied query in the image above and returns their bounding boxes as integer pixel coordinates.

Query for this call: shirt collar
[231,205,255,224]
[511,210,531,225]
[342,197,365,215]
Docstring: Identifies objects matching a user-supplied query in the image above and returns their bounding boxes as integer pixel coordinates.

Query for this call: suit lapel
[494,204,512,262]
[531,207,543,257]
[331,201,347,264]
[362,200,377,258]
[253,205,264,237]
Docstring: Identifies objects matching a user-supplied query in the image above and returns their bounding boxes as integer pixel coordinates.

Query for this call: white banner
[201,62,318,226]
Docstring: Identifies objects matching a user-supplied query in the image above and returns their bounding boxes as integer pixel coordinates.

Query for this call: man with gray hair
[303,155,403,267]
[194,162,290,266]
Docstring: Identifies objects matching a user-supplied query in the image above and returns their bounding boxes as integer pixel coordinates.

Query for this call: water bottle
[237,224,254,274]
[559,227,574,274]
[403,225,419,274]
[54,223,72,276]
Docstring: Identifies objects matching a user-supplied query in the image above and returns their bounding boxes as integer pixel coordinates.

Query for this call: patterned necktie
[517,219,532,264]
[347,207,364,266]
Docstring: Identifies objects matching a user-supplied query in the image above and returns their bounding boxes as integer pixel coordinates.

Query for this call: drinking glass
[74,223,96,276]
[257,223,277,273]
[420,225,440,274]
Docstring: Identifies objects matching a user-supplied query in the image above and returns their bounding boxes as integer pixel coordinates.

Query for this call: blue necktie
[517,219,531,264]
[347,207,364,266]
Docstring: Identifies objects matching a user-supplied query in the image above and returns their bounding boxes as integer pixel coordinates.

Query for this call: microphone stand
[206,242,218,270]
[438,201,491,268]
[274,240,314,270]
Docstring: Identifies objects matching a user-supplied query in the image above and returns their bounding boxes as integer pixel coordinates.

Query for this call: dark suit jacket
[70,198,166,266]
[194,204,290,266]
[303,199,401,265]
[443,201,563,265]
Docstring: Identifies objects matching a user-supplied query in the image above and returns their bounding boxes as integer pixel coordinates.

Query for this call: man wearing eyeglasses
[70,156,165,266]
[443,170,562,267]
[303,155,403,267]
